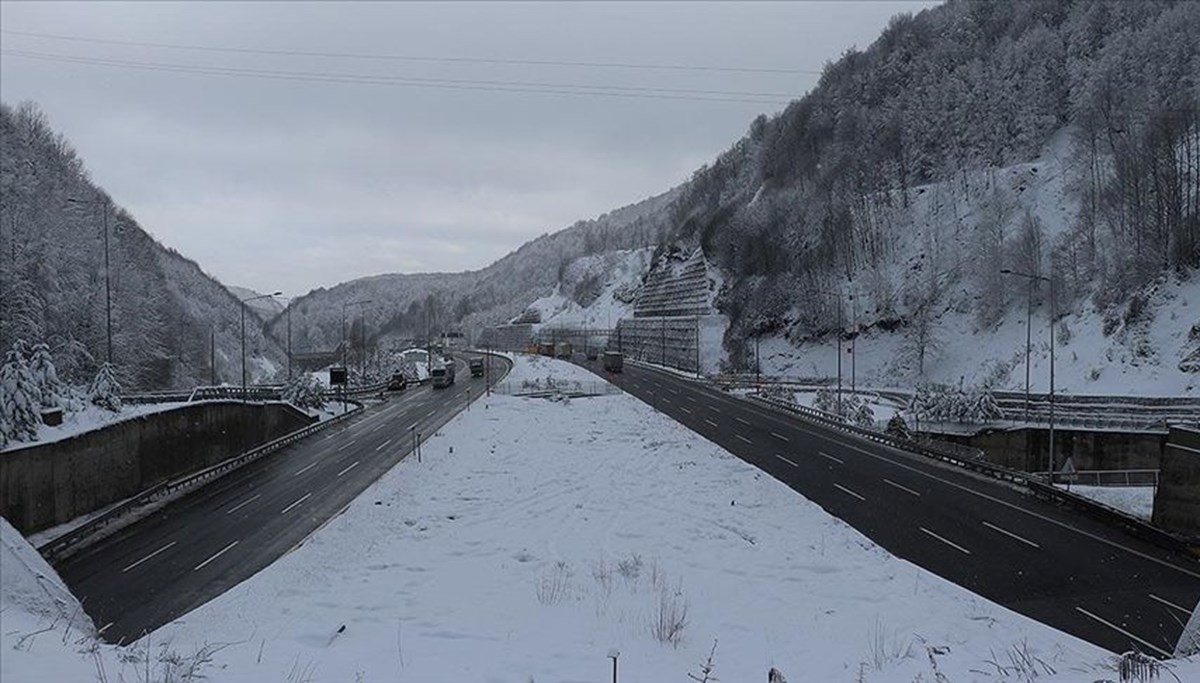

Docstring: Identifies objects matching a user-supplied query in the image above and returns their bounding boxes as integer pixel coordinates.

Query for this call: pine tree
[88,362,123,412]
[27,342,64,409]
[0,341,43,443]
[283,374,326,410]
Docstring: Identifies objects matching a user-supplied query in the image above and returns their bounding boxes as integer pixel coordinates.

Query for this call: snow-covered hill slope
[525,247,653,329]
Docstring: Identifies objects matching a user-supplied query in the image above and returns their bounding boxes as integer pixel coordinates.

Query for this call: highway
[58,354,509,645]
[588,359,1200,658]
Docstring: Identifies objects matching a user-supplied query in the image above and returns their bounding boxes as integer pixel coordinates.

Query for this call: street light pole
[1001,268,1055,473]
[67,196,113,364]
[240,291,282,399]
[341,298,373,384]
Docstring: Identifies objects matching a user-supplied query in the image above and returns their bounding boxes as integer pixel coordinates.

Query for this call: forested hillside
[0,102,287,390]
[669,0,1198,361]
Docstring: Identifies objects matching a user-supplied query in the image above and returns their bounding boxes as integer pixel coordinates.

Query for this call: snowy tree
[886,413,911,440]
[27,342,64,409]
[88,362,123,412]
[283,374,326,410]
[0,341,42,443]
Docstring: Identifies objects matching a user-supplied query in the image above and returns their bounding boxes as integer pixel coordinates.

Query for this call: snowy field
[1053,485,1156,522]
[3,355,1198,682]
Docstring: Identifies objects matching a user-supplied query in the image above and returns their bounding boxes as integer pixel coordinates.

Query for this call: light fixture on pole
[241,291,282,399]
[1001,268,1055,474]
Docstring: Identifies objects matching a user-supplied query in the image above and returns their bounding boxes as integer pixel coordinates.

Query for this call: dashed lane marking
[705,419,719,428]
[819,451,844,464]
[680,407,692,414]
[736,435,753,444]
[883,478,921,497]
[775,454,798,467]
[122,541,177,573]
[1149,593,1194,616]
[770,432,790,443]
[293,462,318,477]
[375,438,392,452]
[834,483,866,501]
[736,417,751,426]
[920,527,972,555]
[1075,606,1172,658]
[337,461,360,477]
[982,521,1040,549]
[281,492,312,515]
[193,540,239,572]
[226,494,261,514]
[336,441,355,452]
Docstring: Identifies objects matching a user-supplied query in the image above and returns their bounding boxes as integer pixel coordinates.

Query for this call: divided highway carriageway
[57,354,509,644]
[585,359,1200,659]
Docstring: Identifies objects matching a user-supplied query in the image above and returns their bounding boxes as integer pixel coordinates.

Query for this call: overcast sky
[0,1,934,296]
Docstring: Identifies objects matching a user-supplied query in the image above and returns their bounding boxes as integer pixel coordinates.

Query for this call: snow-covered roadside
[1053,485,1156,521]
[2,401,188,453]
[3,355,1196,681]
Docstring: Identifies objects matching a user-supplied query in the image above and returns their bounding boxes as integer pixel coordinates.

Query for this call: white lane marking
[336,441,355,452]
[834,483,866,501]
[687,396,697,403]
[920,527,972,555]
[883,478,921,497]
[410,423,419,431]
[226,493,261,514]
[819,451,844,464]
[375,438,393,452]
[281,492,313,515]
[771,432,790,443]
[680,407,692,414]
[736,417,751,426]
[337,461,360,477]
[122,541,177,573]
[709,406,721,413]
[775,454,798,467]
[982,521,1040,549]
[662,398,672,405]
[426,410,436,418]
[97,623,113,636]
[193,540,239,571]
[632,382,641,389]
[1075,606,1172,658]
[736,435,753,444]
[293,462,318,477]
[705,419,719,428]
[1149,593,1193,616]
[669,388,679,395]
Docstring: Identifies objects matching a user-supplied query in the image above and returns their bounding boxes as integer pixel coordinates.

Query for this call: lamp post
[814,288,847,416]
[1001,268,1055,473]
[241,291,282,398]
[341,299,372,383]
[66,196,113,365]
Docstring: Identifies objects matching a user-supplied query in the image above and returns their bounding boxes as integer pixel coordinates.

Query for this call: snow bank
[2,401,189,453]
[1053,485,1156,521]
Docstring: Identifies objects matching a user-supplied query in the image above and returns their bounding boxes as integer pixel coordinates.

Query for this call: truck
[602,351,623,373]
[387,372,408,391]
[469,357,485,377]
[431,363,455,388]
[554,341,572,358]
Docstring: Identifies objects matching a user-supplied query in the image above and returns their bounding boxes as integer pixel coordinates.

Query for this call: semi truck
[431,362,455,388]
[469,357,485,377]
[602,351,623,373]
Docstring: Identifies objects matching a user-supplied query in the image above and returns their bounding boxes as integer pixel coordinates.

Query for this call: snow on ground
[1,400,188,453]
[4,355,1198,681]
[530,248,652,330]
[790,390,905,428]
[1054,485,1156,522]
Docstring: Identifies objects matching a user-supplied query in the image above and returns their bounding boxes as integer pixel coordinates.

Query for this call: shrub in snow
[0,341,42,443]
[283,374,326,410]
[908,383,1002,424]
[886,414,911,440]
[88,362,123,412]
[27,342,64,409]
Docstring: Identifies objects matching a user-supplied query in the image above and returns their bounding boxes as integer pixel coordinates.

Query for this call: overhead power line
[0,29,823,76]
[1,48,794,105]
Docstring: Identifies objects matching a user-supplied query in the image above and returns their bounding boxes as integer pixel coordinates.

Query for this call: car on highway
[469,357,485,377]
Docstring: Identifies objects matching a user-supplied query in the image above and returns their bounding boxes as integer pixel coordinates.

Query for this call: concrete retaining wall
[943,427,1165,472]
[1153,426,1200,538]
[0,401,313,535]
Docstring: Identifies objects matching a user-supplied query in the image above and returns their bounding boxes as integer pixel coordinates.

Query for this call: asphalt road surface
[587,359,1200,658]
[58,354,509,644]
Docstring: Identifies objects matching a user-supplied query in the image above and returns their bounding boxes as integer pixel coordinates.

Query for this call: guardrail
[492,380,622,398]
[38,400,366,562]
[745,393,1029,485]
[1049,469,1160,487]
[1026,480,1193,552]
[743,393,1196,552]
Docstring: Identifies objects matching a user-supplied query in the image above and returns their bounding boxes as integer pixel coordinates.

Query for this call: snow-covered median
[3,355,1197,681]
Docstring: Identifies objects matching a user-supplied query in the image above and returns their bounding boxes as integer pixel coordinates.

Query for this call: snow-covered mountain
[282,0,1198,396]
[0,102,288,389]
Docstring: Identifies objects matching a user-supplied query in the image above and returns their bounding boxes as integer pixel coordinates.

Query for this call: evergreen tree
[27,342,63,409]
[88,362,123,412]
[283,373,326,410]
[0,340,42,443]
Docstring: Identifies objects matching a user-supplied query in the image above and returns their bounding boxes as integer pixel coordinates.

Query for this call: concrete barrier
[1153,426,1200,540]
[951,426,1166,473]
[0,401,313,535]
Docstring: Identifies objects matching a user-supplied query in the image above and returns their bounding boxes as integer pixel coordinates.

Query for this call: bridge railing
[1049,469,1160,487]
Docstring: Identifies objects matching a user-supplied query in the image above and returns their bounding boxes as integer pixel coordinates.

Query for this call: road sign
[329,366,348,386]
